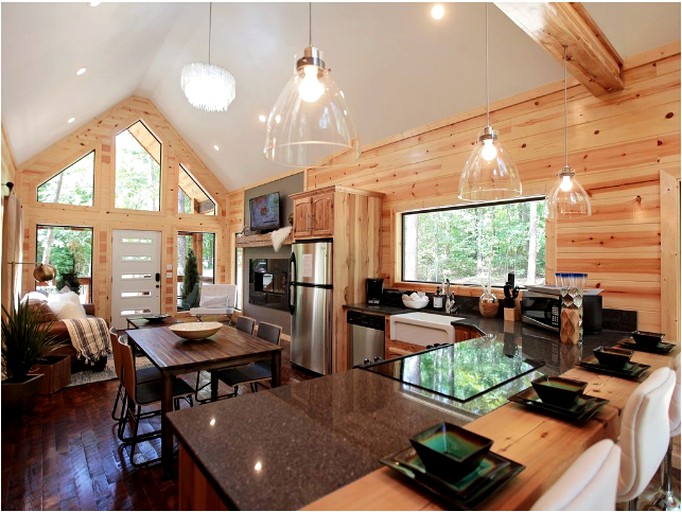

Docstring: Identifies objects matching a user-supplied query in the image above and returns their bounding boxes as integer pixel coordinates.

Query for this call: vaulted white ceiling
[2,2,679,191]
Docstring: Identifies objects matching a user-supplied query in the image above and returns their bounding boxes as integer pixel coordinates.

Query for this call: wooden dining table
[126,323,282,477]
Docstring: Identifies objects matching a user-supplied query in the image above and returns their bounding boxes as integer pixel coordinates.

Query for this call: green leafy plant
[55,250,81,294]
[182,248,199,306]
[1,299,65,380]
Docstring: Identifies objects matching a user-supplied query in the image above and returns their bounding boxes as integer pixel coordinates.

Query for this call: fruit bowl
[169,321,222,340]
[402,295,429,309]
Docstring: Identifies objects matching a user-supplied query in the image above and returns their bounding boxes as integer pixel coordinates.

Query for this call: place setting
[576,345,651,380]
[508,375,608,422]
[380,422,524,509]
[616,330,676,355]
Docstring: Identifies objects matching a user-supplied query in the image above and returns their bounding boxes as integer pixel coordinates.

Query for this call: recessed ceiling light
[258,114,267,123]
[431,4,445,20]
[213,144,220,151]
[67,117,76,124]
[76,67,87,76]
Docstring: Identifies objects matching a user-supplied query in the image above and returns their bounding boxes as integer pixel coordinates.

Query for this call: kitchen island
[168,323,676,510]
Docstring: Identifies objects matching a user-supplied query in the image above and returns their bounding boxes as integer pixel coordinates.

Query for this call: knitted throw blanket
[62,318,111,366]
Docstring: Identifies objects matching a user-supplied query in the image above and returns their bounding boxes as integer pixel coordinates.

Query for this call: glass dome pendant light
[180,3,236,112]
[458,3,522,201]
[546,46,592,219]
[264,3,359,168]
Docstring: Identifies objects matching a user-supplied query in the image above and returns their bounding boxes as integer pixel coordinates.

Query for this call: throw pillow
[47,291,87,319]
[26,299,58,323]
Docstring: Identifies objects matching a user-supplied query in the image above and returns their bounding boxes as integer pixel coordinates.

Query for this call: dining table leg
[271,351,282,388]
[161,372,174,478]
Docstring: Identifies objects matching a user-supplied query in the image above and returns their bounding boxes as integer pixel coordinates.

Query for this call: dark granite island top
[168,368,479,510]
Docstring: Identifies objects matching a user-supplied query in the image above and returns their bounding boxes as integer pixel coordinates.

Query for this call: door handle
[155,272,161,282]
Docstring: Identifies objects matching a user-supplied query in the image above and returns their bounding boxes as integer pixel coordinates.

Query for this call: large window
[402,198,546,287]
[36,225,93,302]
[177,232,215,309]
[37,151,94,206]
[115,121,161,211]
[178,164,216,215]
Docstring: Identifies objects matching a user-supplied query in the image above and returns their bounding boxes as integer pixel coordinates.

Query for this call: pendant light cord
[485,3,490,127]
[564,46,568,167]
[308,2,312,47]
[208,3,213,64]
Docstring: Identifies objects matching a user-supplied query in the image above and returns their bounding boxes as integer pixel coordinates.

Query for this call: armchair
[189,284,237,319]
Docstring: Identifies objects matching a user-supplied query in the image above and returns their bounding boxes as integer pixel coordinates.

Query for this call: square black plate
[380,446,524,509]
[508,387,609,422]
[578,356,650,380]
[617,340,676,355]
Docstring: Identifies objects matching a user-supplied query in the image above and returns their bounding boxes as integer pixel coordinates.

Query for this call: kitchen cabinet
[291,190,334,238]
[455,323,483,342]
[290,185,384,373]
[385,339,428,359]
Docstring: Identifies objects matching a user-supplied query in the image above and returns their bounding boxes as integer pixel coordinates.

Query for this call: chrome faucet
[444,279,456,314]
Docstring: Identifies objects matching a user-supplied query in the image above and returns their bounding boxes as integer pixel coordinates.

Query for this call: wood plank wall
[1,121,19,310]
[306,43,681,334]
[10,97,230,324]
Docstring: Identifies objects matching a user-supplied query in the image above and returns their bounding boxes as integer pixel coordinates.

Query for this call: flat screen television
[249,192,281,233]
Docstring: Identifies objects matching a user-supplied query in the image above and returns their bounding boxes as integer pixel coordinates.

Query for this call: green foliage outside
[37,151,94,206]
[181,248,200,307]
[403,199,546,286]
[55,250,82,294]
[114,128,160,211]
[36,226,92,296]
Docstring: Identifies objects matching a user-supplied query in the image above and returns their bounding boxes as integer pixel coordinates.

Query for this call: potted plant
[1,298,66,418]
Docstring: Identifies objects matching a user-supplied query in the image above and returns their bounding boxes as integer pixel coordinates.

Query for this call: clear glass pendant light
[546,46,592,219]
[264,3,359,167]
[180,3,236,112]
[459,3,522,202]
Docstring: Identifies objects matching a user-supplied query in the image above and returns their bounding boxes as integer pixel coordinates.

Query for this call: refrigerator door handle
[288,252,296,314]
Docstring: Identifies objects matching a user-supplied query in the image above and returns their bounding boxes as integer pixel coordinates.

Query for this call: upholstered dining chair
[531,439,621,511]
[617,366,676,510]
[235,315,257,335]
[641,354,681,510]
[116,336,194,466]
[213,321,282,397]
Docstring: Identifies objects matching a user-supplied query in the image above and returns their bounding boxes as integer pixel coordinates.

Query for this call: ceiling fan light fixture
[458,3,521,202]
[546,46,592,220]
[264,4,359,168]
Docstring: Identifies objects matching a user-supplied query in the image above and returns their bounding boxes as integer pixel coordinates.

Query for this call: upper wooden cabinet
[292,190,334,238]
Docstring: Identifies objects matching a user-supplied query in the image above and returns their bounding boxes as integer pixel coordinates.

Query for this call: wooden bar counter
[304,348,677,510]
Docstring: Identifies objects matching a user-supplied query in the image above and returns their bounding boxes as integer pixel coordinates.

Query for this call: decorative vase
[479,292,499,318]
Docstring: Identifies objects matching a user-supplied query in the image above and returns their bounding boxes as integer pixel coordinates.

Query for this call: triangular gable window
[37,151,95,206]
[115,120,161,211]
[178,164,216,216]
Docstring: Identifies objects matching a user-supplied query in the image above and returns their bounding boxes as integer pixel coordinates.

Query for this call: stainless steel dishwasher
[347,310,385,367]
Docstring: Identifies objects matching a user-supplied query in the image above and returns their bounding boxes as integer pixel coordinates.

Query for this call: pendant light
[180,3,236,112]
[264,3,359,168]
[546,46,592,219]
[459,3,522,201]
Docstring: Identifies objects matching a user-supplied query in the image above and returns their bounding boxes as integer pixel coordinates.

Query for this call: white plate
[169,321,222,340]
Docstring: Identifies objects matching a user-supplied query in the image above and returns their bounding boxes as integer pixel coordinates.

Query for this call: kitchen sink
[389,312,465,346]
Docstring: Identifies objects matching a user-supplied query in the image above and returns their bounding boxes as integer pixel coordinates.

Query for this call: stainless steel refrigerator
[288,240,333,375]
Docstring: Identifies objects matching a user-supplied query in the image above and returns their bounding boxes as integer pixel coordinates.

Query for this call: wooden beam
[496,2,624,96]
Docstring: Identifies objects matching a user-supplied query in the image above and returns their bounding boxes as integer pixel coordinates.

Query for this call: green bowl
[531,376,587,408]
[409,422,493,480]
[593,346,633,369]
[631,330,664,348]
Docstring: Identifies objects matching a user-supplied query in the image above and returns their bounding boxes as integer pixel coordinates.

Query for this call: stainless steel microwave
[521,292,603,334]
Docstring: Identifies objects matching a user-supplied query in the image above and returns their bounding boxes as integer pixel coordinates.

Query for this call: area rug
[67,356,155,387]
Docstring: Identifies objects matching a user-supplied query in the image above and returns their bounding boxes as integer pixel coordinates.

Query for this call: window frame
[400,195,546,287]
[178,163,217,216]
[36,150,96,208]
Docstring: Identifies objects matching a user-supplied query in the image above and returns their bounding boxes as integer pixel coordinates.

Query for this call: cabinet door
[311,192,334,237]
[455,325,481,342]
[292,198,313,238]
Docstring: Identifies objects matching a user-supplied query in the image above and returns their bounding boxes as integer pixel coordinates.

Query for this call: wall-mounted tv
[249,192,281,233]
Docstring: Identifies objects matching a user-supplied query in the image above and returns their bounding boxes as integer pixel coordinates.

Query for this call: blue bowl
[409,422,493,480]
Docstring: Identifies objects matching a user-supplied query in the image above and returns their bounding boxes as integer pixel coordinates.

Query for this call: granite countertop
[168,369,476,510]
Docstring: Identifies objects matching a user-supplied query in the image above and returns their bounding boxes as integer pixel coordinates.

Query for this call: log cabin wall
[11,96,230,324]
[306,43,680,335]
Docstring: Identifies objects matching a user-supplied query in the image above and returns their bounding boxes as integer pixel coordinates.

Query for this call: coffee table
[126,316,181,329]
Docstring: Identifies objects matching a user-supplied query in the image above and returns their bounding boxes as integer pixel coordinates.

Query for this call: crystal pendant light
[459,3,522,201]
[264,3,359,168]
[180,3,236,112]
[546,46,592,219]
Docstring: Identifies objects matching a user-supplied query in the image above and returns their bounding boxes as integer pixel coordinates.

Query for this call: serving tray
[380,446,524,509]
[577,356,650,381]
[617,340,676,355]
[508,387,608,422]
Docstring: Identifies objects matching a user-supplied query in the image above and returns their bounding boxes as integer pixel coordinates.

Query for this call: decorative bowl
[169,321,222,340]
[631,330,664,348]
[402,296,430,309]
[409,422,493,480]
[531,376,587,408]
[142,314,169,323]
[593,346,633,369]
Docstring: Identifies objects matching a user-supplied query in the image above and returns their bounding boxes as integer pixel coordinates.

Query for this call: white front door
[111,229,161,329]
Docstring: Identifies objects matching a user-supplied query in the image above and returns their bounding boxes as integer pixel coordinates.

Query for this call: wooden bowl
[169,321,222,340]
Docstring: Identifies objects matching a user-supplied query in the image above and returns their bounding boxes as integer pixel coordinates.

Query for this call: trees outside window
[402,198,546,287]
[115,121,161,211]
[36,225,93,302]
[177,232,215,309]
[178,164,216,215]
[37,151,94,206]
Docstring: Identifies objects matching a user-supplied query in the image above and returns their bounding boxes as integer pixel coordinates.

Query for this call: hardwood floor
[1,339,314,511]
